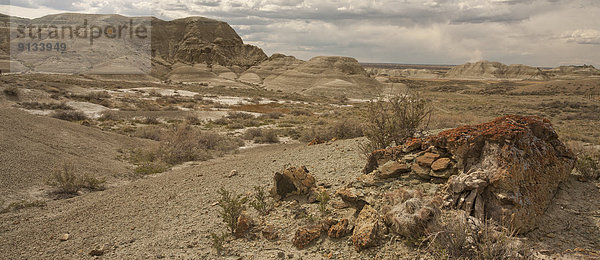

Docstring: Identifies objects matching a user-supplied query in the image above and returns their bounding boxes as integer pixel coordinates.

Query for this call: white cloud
[565,29,600,45]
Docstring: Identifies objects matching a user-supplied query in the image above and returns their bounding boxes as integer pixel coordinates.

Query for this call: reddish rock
[235,212,253,238]
[270,166,316,200]
[292,225,322,249]
[336,187,367,210]
[416,152,440,167]
[431,158,451,171]
[403,138,423,153]
[377,160,411,179]
[435,115,576,233]
[352,205,383,252]
[328,218,350,238]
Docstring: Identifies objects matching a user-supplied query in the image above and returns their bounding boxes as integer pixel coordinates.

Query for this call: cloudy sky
[2,0,600,67]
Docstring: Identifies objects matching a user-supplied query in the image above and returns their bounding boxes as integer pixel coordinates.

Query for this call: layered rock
[261,56,383,98]
[364,115,575,233]
[151,16,267,68]
[445,60,549,80]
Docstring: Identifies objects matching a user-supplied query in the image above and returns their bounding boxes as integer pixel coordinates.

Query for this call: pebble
[59,233,70,241]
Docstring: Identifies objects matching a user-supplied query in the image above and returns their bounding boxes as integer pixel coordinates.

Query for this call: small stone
[262,225,279,241]
[235,211,253,238]
[227,170,238,178]
[59,233,70,241]
[292,225,321,249]
[416,153,440,167]
[431,158,451,171]
[89,248,104,256]
[328,219,350,238]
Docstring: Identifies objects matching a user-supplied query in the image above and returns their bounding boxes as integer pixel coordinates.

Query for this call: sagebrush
[217,187,248,234]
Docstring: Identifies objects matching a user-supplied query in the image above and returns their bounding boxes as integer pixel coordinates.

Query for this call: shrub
[143,116,160,125]
[134,161,168,175]
[186,115,202,125]
[361,92,432,154]
[291,109,312,116]
[576,154,599,180]
[316,189,330,216]
[134,126,163,141]
[426,212,527,259]
[227,111,255,120]
[263,112,284,119]
[217,187,248,234]
[98,111,119,121]
[299,119,364,142]
[51,110,88,121]
[243,128,280,144]
[18,102,72,110]
[3,86,20,97]
[47,162,104,195]
[249,186,270,216]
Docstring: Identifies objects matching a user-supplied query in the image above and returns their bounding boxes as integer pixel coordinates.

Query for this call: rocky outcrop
[151,17,267,68]
[445,61,549,80]
[239,53,305,84]
[545,65,600,79]
[364,115,575,233]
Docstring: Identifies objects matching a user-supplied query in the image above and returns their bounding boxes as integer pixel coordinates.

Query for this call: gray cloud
[565,29,600,45]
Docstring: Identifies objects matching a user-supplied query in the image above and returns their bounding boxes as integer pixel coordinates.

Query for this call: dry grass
[231,104,290,114]
[51,110,88,121]
[17,102,73,110]
[299,119,364,142]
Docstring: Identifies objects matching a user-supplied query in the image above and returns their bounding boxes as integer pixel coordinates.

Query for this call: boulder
[352,205,384,252]
[235,211,253,238]
[336,187,367,210]
[292,225,321,249]
[270,166,316,200]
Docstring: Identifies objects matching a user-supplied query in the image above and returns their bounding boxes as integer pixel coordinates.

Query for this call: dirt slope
[0,105,152,202]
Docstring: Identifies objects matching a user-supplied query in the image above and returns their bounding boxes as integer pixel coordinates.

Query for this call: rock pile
[363,115,575,233]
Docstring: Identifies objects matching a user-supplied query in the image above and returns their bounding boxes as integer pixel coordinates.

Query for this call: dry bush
[159,124,243,165]
[243,128,280,144]
[425,212,528,259]
[51,110,88,121]
[291,109,312,116]
[217,187,248,234]
[143,116,160,125]
[134,161,169,175]
[98,111,119,121]
[18,102,73,110]
[226,111,255,120]
[3,86,20,97]
[262,112,284,119]
[567,141,600,180]
[231,104,289,114]
[47,162,104,195]
[134,126,163,141]
[186,115,202,125]
[299,119,364,142]
[361,92,432,154]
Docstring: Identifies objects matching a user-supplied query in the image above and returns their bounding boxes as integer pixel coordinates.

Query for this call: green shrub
[51,110,88,121]
[316,189,330,216]
[210,232,228,255]
[217,187,248,234]
[249,186,270,216]
[134,161,168,175]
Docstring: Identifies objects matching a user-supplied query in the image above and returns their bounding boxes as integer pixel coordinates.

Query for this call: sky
[1,0,599,67]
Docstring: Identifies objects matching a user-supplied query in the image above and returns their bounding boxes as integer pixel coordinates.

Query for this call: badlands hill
[241,55,382,98]
[445,60,549,80]
[546,65,600,79]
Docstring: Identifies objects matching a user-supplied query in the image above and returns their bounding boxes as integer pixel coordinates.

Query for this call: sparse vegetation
[425,212,527,259]
[217,187,248,234]
[316,189,330,216]
[576,153,599,180]
[17,102,73,110]
[47,162,104,195]
[249,186,270,216]
[243,128,280,143]
[299,119,364,142]
[361,92,432,154]
[51,110,88,121]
